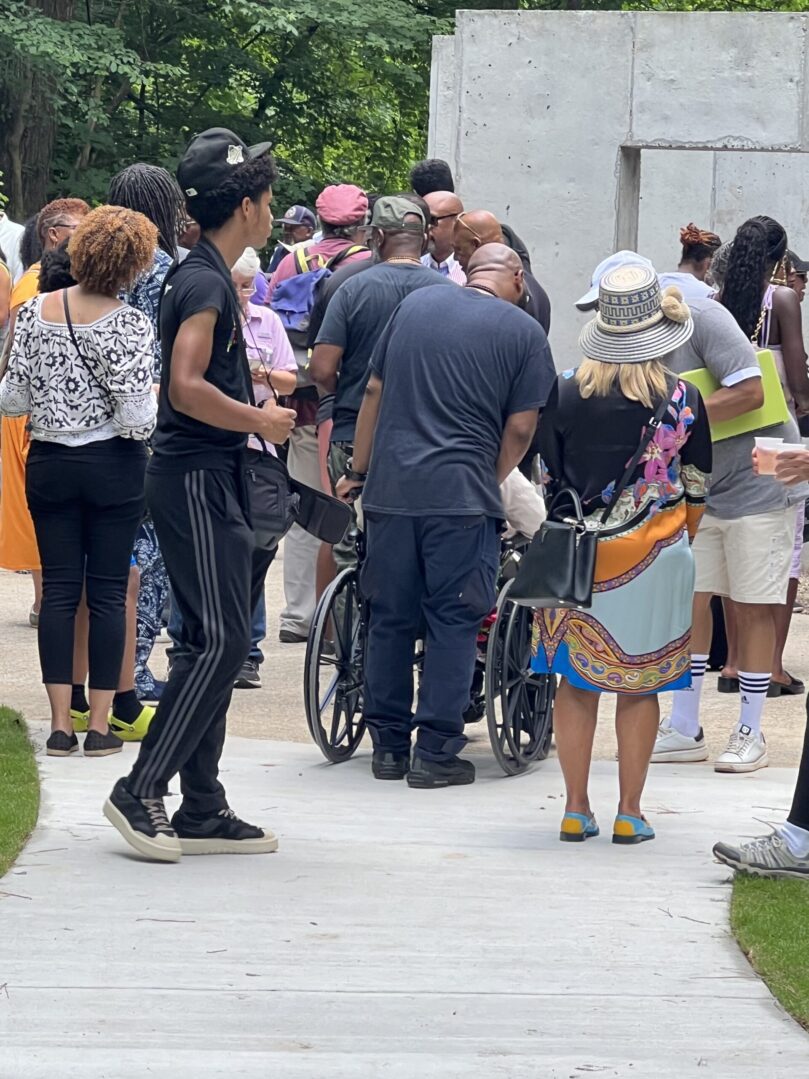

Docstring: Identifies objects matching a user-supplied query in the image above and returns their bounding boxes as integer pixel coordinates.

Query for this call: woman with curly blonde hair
[0,205,158,758]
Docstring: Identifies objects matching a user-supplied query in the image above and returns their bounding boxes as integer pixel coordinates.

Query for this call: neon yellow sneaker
[70,708,90,734]
[109,704,156,743]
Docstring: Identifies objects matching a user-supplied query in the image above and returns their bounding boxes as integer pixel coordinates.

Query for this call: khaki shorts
[693,507,798,605]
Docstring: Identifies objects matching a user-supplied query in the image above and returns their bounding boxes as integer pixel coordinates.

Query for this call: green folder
[681,349,790,442]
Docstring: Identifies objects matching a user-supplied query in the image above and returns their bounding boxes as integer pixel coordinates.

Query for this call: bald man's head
[466,243,525,306]
[452,210,504,272]
[425,190,464,263]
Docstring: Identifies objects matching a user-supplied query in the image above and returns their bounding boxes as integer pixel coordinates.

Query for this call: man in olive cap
[310,196,453,577]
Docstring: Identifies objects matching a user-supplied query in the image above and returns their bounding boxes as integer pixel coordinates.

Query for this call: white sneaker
[651,724,709,763]
[714,725,768,773]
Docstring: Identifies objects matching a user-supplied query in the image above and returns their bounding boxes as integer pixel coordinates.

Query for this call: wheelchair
[303,532,554,775]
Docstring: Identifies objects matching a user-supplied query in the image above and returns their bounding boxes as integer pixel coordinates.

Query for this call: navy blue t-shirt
[361,284,555,518]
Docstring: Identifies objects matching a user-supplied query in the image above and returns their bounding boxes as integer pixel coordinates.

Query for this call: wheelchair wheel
[485,580,555,775]
[304,567,366,762]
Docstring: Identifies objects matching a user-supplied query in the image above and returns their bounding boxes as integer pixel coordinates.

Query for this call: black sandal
[767,674,805,698]
[717,675,740,694]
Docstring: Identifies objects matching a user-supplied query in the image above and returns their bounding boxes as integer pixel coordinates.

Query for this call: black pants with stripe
[126,466,253,816]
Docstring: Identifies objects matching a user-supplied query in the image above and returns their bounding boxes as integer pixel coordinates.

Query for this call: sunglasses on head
[454,213,483,243]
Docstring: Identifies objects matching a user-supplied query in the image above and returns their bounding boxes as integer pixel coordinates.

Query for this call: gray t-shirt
[668,296,806,519]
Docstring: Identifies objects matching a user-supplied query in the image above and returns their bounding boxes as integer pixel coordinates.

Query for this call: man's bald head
[452,210,504,272]
[425,190,464,263]
[466,243,525,305]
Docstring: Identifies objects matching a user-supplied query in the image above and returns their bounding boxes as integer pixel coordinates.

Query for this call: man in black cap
[104,128,296,863]
[310,196,453,573]
[788,250,809,304]
[267,203,317,273]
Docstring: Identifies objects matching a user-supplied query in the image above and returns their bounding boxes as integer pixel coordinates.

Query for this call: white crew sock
[668,654,709,738]
[780,822,809,859]
[736,671,770,737]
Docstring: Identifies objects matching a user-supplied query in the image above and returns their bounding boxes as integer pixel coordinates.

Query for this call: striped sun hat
[578,264,693,364]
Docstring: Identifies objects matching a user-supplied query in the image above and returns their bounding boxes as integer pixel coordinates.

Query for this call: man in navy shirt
[338,244,555,788]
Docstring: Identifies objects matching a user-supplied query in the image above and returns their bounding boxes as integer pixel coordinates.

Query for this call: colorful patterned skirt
[530,503,694,695]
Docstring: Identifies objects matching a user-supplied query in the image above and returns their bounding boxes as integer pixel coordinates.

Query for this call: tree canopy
[0,1,796,219]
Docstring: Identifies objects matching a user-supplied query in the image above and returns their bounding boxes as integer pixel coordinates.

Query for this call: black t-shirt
[150,239,248,472]
[362,284,556,518]
[315,262,453,443]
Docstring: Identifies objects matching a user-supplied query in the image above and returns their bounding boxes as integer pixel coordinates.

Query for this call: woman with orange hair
[659,222,722,305]
[0,205,157,758]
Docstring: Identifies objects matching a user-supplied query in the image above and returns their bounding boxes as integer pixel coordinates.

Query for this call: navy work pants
[362,512,499,762]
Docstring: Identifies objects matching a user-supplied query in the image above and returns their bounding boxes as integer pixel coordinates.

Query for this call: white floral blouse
[0,295,157,445]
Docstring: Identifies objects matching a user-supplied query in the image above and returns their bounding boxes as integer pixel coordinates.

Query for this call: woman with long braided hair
[719,215,809,705]
[107,164,184,706]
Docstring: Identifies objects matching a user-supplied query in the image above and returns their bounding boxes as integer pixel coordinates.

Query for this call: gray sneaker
[713,832,809,879]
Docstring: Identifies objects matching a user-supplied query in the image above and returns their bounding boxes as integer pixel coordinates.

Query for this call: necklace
[386,256,422,266]
[464,283,497,298]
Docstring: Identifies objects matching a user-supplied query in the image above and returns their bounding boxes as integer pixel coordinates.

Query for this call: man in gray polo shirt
[654,295,804,772]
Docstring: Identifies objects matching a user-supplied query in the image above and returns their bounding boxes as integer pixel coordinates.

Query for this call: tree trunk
[0,0,76,218]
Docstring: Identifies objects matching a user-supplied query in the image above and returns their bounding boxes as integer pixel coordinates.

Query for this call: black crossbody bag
[510,387,674,610]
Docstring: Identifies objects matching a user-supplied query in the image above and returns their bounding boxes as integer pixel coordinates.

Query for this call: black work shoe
[83,729,124,757]
[170,807,279,855]
[46,730,79,757]
[407,752,476,789]
[103,778,181,863]
[279,629,308,644]
[234,659,261,689]
[372,750,410,781]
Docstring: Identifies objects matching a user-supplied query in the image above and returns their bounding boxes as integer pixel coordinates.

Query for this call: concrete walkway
[1,730,807,1078]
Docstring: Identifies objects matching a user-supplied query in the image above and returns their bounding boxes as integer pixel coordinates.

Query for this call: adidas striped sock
[737,671,770,736]
[668,653,709,738]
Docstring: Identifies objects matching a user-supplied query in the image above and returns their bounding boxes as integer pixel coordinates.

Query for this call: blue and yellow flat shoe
[612,814,655,845]
[559,812,600,843]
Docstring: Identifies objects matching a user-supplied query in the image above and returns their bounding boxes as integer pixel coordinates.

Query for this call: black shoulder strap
[62,289,97,381]
[598,382,677,526]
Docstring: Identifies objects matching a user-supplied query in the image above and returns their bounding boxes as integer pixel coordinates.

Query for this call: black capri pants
[26,437,146,689]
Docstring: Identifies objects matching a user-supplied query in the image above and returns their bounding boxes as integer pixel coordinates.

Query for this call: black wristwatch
[344,456,367,482]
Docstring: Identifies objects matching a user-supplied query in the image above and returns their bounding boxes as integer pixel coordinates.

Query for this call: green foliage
[0,706,40,879]
[731,876,809,1029]
[2,0,806,215]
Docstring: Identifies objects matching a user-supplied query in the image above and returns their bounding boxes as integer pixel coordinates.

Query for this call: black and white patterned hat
[578,265,693,364]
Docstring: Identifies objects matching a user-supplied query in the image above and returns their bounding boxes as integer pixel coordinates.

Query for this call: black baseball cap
[789,249,809,275]
[177,127,272,199]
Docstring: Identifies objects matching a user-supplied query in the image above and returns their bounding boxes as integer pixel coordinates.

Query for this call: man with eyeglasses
[421,191,466,283]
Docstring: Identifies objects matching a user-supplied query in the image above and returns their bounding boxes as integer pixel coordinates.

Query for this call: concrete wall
[429,11,809,368]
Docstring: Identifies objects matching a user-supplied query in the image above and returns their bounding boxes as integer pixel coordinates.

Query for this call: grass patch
[0,706,40,878]
[731,876,809,1029]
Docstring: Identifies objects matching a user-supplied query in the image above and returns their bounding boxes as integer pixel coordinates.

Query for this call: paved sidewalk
[1,731,807,1078]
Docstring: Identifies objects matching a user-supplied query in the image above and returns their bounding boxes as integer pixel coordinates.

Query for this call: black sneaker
[46,730,79,757]
[171,807,278,855]
[279,629,308,644]
[83,729,124,757]
[372,750,410,781]
[407,751,476,789]
[103,778,181,863]
[234,659,261,689]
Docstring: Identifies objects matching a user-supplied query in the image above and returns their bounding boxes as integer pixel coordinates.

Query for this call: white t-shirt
[658,271,713,306]
[0,212,26,283]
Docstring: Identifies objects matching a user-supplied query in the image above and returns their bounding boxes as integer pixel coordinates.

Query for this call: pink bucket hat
[316,184,368,226]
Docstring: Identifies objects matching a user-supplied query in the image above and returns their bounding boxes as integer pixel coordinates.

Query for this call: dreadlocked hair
[108,163,184,258]
[68,205,157,296]
[187,154,277,232]
[720,216,787,340]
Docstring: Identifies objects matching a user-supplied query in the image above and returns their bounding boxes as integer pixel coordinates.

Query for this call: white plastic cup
[754,436,785,475]
[777,443,809,453]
